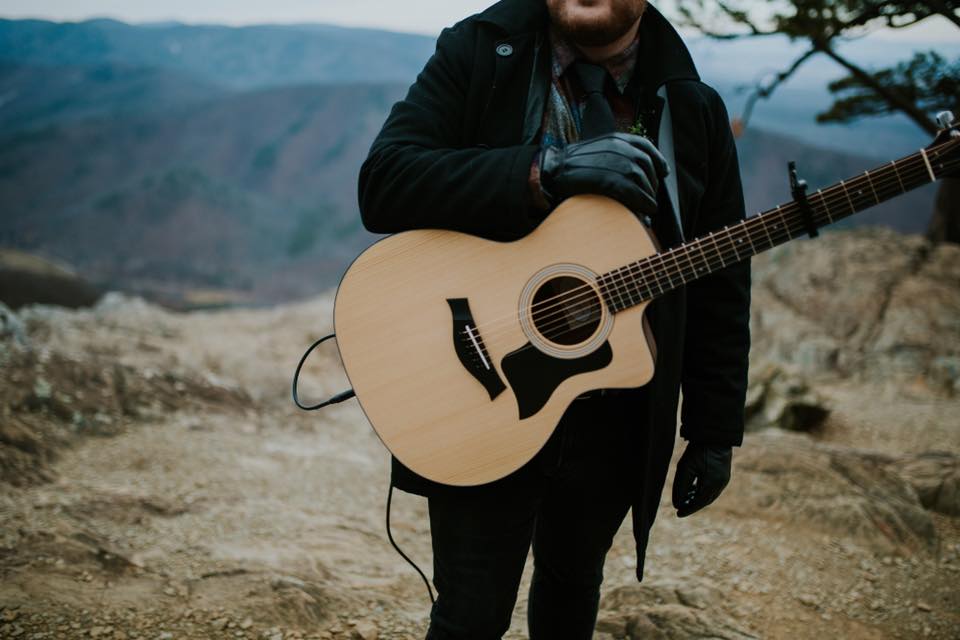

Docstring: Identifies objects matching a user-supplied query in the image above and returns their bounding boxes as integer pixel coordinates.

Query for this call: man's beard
[547,0,648,48]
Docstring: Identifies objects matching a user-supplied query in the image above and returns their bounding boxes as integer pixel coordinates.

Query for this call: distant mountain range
[0,81,407,303]
[0,17,948,306]
[0,61,224,132]
[4,17,953,154]
[0,18,436,89]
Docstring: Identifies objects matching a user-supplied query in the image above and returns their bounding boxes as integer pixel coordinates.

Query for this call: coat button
[496,43,513,57]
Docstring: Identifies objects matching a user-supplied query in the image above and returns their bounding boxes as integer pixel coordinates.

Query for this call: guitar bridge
[447,298,506,401]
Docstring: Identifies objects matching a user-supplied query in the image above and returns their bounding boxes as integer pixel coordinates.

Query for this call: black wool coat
[357,0,751,580]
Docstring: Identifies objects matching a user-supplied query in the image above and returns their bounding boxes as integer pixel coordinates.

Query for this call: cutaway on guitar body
[330,124,960,486]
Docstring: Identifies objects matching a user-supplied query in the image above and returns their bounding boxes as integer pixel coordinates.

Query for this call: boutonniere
[627,113,650,139]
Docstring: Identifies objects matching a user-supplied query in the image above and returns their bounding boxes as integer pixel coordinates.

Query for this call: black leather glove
[539,132,668,216]
[672,442,732,518]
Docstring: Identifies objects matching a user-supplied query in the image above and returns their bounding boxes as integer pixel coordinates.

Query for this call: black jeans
[425,396,633,640]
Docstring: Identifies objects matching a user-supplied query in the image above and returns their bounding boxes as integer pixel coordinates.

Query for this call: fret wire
[668,246,687,284]
[621,269,646,303]
[864,171,880,204]
[599,152,956,310]
[623,266,639,308]
[708,231,726,267]
[663,250,687,287]
[811,189,832,224]
[719,226,735,263]
[613,267,628,311]
[658,251,678,291]
[649,254,670,293]
[757,212,775,248]
[694,235,711,277]
[606,274,624,313]
[848,178,869,212]
[581,152,958,331]
[771,206,792,243]
[889,161,906,192]
[838,180,856,215]
[742,219,758,254]
[625,268,641,307]
[624,266,639,311]
[928,143,949,171]
[649,260,665,295]
[650,172,871,290]
[606,271,629,310]
[748,215,773,253]
[847,175,876,212]
[681,239,699,278]
[771,206,788,243]
[736,225,748,258]
[728,226,746,262]
[599,274,616,311]
[733,226,749,258]
[635,260,653,301]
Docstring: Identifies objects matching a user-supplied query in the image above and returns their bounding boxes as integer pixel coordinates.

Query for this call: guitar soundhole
[530,276,602,346]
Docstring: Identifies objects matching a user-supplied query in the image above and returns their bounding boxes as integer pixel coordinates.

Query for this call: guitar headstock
[929,111,960,179]
[930,111,959,144]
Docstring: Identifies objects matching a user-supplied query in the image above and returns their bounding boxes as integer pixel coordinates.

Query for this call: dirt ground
[1,286,959,640]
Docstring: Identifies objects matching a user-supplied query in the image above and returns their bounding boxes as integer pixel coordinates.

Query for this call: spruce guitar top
[331,116,960,486]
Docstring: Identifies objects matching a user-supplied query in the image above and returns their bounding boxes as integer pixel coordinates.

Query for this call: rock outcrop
[895,451,960,517]
[751,229,960,395]
[745,362,830,432]
[725,431,936,554]
[0,249,102,310]
[597,581,757,639]
[0,296,253,486]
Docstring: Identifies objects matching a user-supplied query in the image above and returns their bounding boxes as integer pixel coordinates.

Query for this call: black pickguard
[500,341,612,420]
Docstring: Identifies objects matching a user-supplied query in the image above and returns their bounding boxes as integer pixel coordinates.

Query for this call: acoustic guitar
[332,115,960,486]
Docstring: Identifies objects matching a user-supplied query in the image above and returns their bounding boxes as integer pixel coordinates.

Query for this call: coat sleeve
[358,22,542,239]
[679,88,751,447]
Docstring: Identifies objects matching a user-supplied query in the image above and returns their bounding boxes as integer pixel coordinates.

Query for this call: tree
[674,0,960,242]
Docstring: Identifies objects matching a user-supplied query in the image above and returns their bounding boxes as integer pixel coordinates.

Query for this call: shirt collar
[549,24,641,95]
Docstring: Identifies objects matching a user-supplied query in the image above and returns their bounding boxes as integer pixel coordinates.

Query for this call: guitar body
[334,195,658,486]
[328,123,960,486]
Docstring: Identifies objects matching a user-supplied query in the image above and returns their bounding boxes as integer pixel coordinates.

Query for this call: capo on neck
[789,161,818,239]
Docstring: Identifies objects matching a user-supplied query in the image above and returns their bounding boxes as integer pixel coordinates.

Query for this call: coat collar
[475,1,698,86]
[635,4,699,86]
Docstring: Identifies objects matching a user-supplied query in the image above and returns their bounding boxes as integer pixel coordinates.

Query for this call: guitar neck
[599,138,959,313]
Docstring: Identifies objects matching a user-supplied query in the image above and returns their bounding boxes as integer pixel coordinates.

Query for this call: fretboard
[598,137,959,313]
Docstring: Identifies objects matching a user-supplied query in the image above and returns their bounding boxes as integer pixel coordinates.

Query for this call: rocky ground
[1,228,959,640]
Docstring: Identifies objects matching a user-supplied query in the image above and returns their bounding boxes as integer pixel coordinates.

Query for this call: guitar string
[472,139,959,340]
[459,151,959,365]
[461,155,957,369]
[461,152,957,368]
[510,152,958,347]
[458,142,955,343]
[459,146,956,349]
[523,152,960,347]
[602,150,948,304]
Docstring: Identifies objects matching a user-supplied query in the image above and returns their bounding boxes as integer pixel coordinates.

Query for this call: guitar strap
[656,85,685,243]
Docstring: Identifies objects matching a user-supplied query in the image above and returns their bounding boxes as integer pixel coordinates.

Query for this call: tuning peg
[936,111,955,128]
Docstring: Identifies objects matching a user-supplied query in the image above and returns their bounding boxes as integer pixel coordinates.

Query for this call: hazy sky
[1,0,957,40]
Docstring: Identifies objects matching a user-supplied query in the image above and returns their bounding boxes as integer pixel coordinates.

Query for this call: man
[358,0,750,637]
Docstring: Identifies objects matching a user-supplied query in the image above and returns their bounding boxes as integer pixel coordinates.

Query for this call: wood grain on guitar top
[334,195,658,486]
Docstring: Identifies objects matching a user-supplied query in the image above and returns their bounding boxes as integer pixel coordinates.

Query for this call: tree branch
[818,44,938,134]
[739,48,819,128]
[675,0,780,39]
